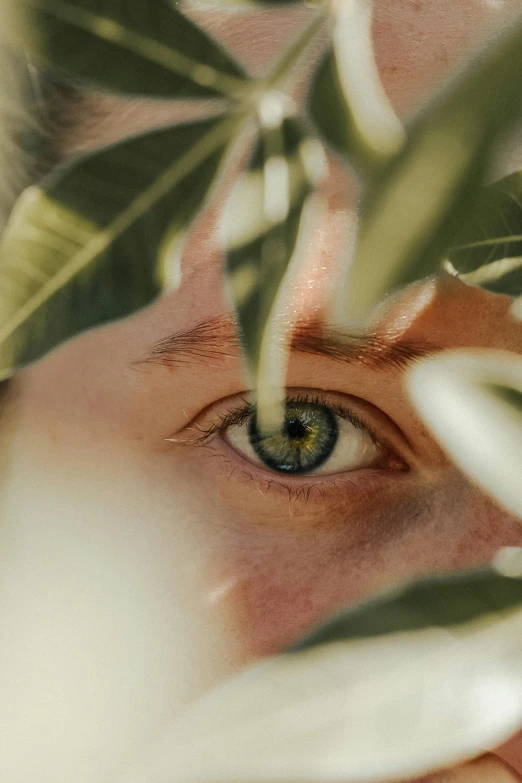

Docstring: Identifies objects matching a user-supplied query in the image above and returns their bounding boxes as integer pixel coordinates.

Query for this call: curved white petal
[127,611,522,783]
[333,0,405,159]
[408,349,522,518]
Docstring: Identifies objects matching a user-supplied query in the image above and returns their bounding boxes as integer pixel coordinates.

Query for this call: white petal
[407,349,522,519]
[127,611,522,783]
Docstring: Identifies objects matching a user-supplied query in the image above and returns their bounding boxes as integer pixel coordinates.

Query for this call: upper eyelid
[165,397,254,445]
[175,391,385,449]
[192,400,255,444]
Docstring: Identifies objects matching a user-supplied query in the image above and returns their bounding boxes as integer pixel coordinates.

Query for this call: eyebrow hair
[134,315,439,372]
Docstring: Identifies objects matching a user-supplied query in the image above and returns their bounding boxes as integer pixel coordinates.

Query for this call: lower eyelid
[196,443,411,527]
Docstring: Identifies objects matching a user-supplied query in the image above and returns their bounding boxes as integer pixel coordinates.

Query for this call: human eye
[227,393,405,476]
[180,390,407,482]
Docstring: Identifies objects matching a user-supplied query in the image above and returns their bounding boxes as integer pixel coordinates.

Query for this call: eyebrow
[133,315,439,372]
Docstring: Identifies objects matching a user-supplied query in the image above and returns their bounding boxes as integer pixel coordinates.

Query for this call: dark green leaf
[447,171,522,296]
[291,568,522,652]
[344,15,522,322]
[224,118,324,374]
[0,116,238,377]
[488,383,522,412]
[12,0,246,98]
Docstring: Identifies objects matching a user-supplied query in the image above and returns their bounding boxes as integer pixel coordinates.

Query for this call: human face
[2,2,522,782]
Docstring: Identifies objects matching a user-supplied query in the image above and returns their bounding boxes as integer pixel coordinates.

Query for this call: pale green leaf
[309,2,404,171]
[408,349,522,518]
[223,118,325,376]
[446,170,522,296]
[129,587,522,783]
[8,0,247,98]
[343,15,522,323]
[0,116,238,378]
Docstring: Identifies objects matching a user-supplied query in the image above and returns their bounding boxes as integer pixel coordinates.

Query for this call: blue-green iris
[248,400,339,474]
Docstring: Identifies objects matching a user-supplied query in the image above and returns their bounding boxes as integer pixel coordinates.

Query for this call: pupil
[248,401,339,475]
[286,417,307,440]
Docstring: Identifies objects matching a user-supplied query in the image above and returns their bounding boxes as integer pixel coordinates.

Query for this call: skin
[3,1,522,782]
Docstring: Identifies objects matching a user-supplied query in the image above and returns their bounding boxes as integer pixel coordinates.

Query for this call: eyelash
[189,392,382,449]
[168,390,409,508]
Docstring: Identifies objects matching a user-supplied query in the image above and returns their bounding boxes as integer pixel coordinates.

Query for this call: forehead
[57,0,521,159]
[186,1,519,72]
[187,4,316,72]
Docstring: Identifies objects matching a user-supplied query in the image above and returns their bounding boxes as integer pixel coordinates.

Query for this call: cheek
[423,753,522,781]
[207,473,522,659]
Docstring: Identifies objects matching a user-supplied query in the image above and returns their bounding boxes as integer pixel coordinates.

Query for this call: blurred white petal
[407,349,522,518]
[333,0,405,159]
[128,611,522,783]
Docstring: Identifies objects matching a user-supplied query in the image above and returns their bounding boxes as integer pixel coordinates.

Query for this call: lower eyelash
[201,444,396,508]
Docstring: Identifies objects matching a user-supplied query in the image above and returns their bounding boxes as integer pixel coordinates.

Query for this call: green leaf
[10,0,247,98]
[309,5,405,171]
[490,383,522,411]
[343,15,522,323]
[223,117,325,376]
[292,568,522,651]
[0,116,238,378]
[446,170,522,296]
[407,349,522,518]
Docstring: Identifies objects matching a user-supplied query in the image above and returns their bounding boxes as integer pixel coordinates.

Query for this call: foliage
[408,349,522,519]
[309,1,405,171]
[7,0,248,98]
[293,568,522,647]
[0,116,237,375]
[4,0,522,780]
[223,117,319,377]
[446,170,522,295]
[343,18,522,323]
